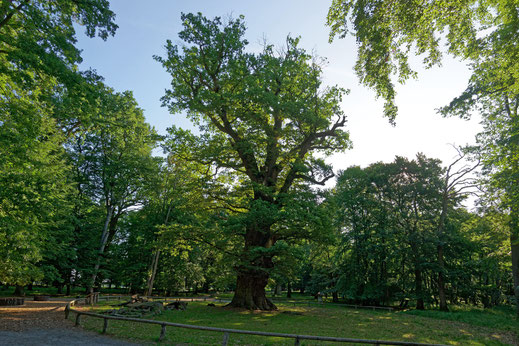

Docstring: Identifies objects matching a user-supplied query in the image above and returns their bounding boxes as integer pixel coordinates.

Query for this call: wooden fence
[65,295,446,346]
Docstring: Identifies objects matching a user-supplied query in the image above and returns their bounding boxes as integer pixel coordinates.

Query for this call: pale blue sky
[75,0,482,171]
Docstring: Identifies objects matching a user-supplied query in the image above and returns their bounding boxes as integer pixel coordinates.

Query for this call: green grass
[77,299,519,345]
[405,305,519,334]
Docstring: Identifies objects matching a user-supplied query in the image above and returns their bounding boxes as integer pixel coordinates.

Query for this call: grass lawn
[76,299,519,345]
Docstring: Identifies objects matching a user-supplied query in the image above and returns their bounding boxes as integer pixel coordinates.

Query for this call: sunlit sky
[76,0,482,172]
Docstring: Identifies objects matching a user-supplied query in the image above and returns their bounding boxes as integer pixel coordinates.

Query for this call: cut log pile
[102,296,188,318]
[0,297,25,306]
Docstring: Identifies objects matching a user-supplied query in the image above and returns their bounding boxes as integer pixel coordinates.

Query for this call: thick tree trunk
[14,285,24,296]
[228,225,277,310]
[228,191,279,310]
[203,281,210,293]
[230,273,276,310]
[332,291,339,303]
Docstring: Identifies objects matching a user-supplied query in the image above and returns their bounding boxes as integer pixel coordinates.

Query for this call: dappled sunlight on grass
[376,315,393,320]
[79,300,518,345]
[252,317,270,322]
[261,312,277,317]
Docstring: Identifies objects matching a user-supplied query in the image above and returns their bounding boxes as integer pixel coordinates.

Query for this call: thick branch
[280,116,346,194]
[294,172,335,186]
[0,0,28,31]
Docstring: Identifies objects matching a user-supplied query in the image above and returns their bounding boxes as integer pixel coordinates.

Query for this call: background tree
[143,133,214,296]
[0,0,116,90]
[0,0,117,292]
[474,95,519,315]
[0,105,70,287]
[327,0,519,315]
[334,155,470,309]
[436,149,480,311]
[156,13,351,310]
[326,0,518,121]
[67,88,159,293]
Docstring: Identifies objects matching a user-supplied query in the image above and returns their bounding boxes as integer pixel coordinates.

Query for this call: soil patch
[0,298,137,345]
[0,298,73,331]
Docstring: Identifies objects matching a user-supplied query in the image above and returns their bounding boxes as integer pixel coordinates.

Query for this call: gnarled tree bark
[229,221,277,310]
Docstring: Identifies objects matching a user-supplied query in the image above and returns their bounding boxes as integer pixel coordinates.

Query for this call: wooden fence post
[294,336,300,345]
[102,318,108,333]
[159,324,166,341]
[75,313,81,326]
[222,332,230,345]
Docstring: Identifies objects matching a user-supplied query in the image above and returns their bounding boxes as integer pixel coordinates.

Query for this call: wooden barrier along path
[65,294,446,346]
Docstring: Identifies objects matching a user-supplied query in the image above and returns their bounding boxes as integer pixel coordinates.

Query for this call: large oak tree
[156,13,351,310]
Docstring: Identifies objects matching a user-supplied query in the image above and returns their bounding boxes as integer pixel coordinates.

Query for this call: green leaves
[158,14,351,194]
[327,0,516,121]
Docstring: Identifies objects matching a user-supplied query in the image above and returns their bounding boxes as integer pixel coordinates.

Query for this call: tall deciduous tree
[0,98,69,286]
[68,88,159,293]
[327,0,519,315]
[0,0,117,289]
[436,149,479,311]
[335,155,448,309]
[474,95,519,316]
[143,132,214,296]
[156,13,351,310]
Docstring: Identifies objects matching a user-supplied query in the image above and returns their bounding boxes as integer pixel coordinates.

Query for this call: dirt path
[0,298,137,345]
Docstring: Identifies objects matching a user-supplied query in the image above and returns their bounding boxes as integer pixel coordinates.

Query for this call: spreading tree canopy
[156,13,351,310]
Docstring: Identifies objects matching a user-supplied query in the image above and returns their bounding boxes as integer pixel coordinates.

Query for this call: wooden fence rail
[64,295,446,346]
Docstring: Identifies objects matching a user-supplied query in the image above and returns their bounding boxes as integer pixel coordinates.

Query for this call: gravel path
[0,298,138,345]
